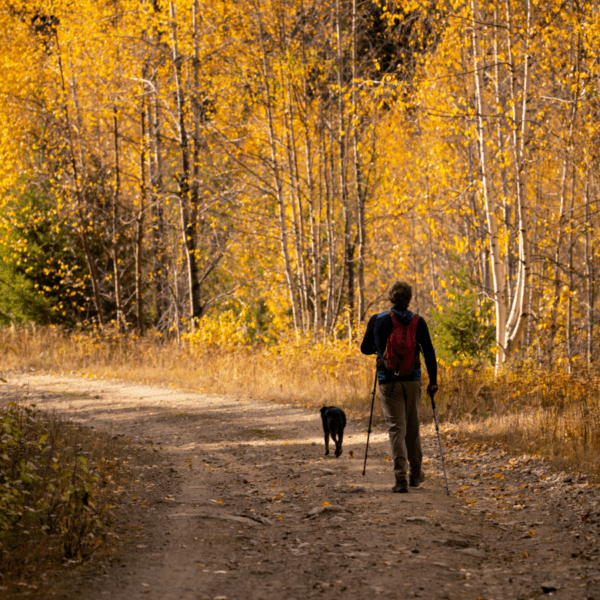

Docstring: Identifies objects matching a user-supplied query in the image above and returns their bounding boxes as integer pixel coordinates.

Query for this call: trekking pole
[429,386,450,495]
[362,370,378,476]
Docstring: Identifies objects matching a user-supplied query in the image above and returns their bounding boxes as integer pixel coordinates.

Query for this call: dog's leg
[324,429,330,455]
[335,429,344,458]
[330,429,339,457]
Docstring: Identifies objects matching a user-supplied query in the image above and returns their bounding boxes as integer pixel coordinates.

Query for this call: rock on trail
[2,372,600,600]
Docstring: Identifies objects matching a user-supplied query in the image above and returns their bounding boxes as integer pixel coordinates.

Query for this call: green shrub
[432,272,495,364]
[0,402,116,571]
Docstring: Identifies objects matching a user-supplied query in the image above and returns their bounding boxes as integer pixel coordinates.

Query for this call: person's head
[388,281,412,309]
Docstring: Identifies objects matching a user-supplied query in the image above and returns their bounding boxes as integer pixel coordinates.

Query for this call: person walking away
[360,281,438,493]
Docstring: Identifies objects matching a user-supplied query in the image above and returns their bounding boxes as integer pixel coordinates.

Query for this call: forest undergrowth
[2,325,600,481]
[0,398,131,592]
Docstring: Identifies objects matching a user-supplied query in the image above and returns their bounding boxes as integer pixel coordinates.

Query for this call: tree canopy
[1,0,599,369]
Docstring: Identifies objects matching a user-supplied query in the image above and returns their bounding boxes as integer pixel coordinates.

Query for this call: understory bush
[0,401,121,580]
[431,270,495,365]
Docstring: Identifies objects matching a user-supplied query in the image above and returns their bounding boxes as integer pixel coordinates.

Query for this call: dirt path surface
[3,371,600,600]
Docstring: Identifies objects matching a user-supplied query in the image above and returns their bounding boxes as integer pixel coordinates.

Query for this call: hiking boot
[409,471,425,488]
[392,478,409,493]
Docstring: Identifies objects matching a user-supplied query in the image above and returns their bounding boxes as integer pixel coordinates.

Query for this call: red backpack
[377,312,421,376]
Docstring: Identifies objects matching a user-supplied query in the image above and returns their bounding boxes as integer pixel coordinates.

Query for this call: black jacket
[361,306,437,385]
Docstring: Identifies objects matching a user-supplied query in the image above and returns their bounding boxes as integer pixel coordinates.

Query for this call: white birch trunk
[471,0,507,368]
[504,0,532,355]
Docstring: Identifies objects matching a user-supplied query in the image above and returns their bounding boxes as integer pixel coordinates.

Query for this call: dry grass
[439,364,600,478]
[1,325,381,417]
[2,325,600,479]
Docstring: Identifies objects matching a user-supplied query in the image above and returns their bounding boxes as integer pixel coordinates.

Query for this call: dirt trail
[2,371,600,600]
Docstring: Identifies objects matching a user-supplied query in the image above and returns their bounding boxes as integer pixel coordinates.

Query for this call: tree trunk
[147,74,169,330]
[335,0,355,340]
[547,25,581,367]
[584,174,595,366]
[136,104,147,336]
[282,79,310,333]
[352,0,366,325]
[503,0,532,356]
[170,1,201,330]
[493,7,515,309]
[112,107,125,332]
[471,0,507,368]
[54,34,105,327]
[254,5,302,335]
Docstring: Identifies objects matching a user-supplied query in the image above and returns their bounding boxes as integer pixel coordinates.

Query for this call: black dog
[320,406,346,458]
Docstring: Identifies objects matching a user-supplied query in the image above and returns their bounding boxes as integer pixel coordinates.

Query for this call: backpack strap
[388,311,409,349]
[408,314,420,350]
[409,314,420,331]
[409,315,421,368]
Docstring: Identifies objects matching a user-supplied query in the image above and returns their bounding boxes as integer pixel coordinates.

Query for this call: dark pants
[379,380,423,482]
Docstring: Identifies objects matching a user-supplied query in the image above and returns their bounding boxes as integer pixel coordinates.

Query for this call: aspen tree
[53,24,106,327]
[469,0,532,369]
[169,1,201,330]
[251,0,303,335]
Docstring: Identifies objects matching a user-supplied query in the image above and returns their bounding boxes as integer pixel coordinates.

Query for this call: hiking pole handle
[362,370,378,476]
[427,383,439,405]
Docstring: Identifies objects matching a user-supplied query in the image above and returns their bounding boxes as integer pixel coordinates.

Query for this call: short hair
[388,281,412,309]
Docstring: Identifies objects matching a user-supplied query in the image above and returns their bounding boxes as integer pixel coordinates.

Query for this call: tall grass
[2,325,599,478]
[1,325,377,411]
[442,364,600,476]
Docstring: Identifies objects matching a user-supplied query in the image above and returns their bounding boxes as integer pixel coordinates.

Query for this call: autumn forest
[1,0,599,372]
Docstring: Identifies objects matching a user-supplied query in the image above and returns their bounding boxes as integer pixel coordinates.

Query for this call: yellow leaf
[322,501,331,506]
[521,551,529,558]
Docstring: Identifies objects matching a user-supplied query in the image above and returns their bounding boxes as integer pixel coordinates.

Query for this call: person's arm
[417,317,437,389]
[360,314,377,355]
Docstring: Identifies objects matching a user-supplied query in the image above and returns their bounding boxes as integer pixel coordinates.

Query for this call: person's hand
[427,383,438,399]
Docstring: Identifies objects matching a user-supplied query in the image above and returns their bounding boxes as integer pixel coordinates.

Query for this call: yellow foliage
[184,308,258,351]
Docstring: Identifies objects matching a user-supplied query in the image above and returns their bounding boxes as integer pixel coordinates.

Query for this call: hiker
[360,281,438,493]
